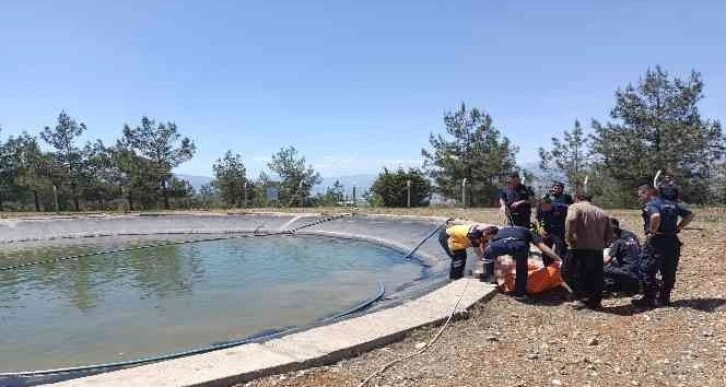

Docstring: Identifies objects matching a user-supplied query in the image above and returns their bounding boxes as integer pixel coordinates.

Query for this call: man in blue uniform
[632,185,695,307]
[481,225,562,302]
[657,172,681,202]
[499,173,536,227]
[604,218,642,295]
[536,195,569,264]
[550,181,574,205]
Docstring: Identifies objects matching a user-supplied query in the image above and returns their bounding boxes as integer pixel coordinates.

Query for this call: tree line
[1,66,724,212]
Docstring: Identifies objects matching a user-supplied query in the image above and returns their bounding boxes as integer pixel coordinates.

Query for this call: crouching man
[603,218,642,295]
[481,225,562,302]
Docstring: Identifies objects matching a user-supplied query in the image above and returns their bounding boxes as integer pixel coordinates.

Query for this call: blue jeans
[484,238,529,295]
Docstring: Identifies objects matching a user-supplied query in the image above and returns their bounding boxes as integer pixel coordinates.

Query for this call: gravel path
[237,213,726,387]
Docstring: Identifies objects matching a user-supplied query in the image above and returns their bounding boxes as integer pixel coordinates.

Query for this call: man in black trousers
[565,192,613,310]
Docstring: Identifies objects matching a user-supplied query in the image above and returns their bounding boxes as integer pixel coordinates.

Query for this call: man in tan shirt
[565,191,613,310]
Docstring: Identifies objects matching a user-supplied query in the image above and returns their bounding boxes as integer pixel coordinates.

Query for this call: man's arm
[604,241,619,266]
[565,207,577,247]
[474,241,486,259]
[536,242,562,263]
[527,186,537,207]
[603,216,614,246]
[677,205,695,233]
[648,213,661,235]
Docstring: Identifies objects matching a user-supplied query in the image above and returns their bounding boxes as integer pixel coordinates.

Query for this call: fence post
[462,178,467,208]
[407,180,411,208]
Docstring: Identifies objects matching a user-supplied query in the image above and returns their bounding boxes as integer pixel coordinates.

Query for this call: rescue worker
[657,171,681,202]
[550,181,574,205]
[565,191,613,310]
[603,218,642,295]
[439,223,496,280]
[499,172,536,227]
[536,195,569,263]
[481,225,562,302]
[632,185,695,307]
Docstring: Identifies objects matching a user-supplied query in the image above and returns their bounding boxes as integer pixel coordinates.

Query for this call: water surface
[0,234,422,372]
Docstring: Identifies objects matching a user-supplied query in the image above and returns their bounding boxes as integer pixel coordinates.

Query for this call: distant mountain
[519,161,567,195]
[315,174,377,196]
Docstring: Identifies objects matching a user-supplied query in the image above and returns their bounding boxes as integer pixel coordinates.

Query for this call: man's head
[469,225,499,245]
[610,217,621,237]
[551,182,564,196]
[508,172,521,186]
[574,190,591,202]
[637,185,656,204]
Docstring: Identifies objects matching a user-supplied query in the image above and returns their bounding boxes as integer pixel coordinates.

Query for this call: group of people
[438,172,695,310]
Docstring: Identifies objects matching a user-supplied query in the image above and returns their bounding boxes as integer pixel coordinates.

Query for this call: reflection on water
[0,235,423,372]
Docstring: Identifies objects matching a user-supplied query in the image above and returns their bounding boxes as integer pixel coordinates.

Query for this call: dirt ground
[235,207,726,387]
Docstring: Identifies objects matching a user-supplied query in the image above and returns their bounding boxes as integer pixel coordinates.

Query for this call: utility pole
[52,184,60,213]
[406,180,412,208]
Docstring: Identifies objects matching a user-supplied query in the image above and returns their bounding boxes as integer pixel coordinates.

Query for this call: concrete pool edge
[47,279,497,387]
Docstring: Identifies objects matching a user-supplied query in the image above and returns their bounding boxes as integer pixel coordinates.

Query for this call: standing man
[565,192,613,310]
[633,185,694,307]
[550,182,574,205]
[536,195,569,263]
[604,218,642,295]
[439,223,496,281]
[499,172,536,227]
[657,171,681,202]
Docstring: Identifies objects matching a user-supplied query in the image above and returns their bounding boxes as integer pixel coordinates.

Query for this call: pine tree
[422,103,519,206]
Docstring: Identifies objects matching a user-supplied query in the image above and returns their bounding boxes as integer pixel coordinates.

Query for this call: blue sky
[1,0,723,179]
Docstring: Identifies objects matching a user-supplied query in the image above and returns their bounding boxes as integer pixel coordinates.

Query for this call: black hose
[403,218,454,259]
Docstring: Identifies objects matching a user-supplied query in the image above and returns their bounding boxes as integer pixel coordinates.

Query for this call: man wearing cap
[439,223,497,280]
[632,185,694,307]
[499,173,536,227]
[550,182,574,205]
[657,171,681,202]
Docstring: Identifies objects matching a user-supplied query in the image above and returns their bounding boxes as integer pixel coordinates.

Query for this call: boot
[658,292,671,307]
[479,262,497,284]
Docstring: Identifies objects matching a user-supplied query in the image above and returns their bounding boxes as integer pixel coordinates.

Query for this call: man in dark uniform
[499,173,536,227]
[481,225,562,302]
[536,195,569,263]
[550,181,574,205]
[603,218,642,295]
[632,185,695,307]
[658,172,681,202]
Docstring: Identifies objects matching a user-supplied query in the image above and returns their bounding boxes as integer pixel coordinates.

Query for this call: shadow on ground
[599,297,726,316]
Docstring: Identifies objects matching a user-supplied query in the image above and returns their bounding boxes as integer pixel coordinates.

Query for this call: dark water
[0,234,422,372]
